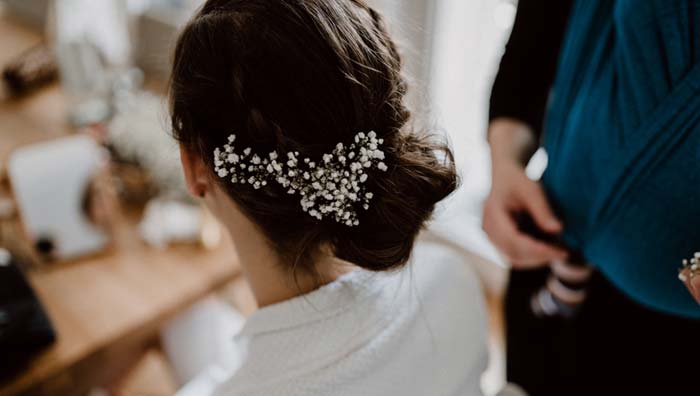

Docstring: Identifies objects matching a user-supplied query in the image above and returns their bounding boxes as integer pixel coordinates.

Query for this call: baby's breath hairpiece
[213,131,387,226]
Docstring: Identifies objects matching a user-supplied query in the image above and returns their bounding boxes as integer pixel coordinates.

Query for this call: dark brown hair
[170,0,457,275]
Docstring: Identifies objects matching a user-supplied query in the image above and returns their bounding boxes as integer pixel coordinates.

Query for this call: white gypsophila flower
[109,91,188,196]
[212,131,387,226]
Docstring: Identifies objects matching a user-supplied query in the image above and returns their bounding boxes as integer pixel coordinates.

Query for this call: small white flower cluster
[213,131,387,226]
[682,252,700,271]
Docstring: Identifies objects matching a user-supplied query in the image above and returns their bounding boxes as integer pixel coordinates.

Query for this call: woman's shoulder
[411,237,489,326]
[411,237,488,303]
[213,239,490,396]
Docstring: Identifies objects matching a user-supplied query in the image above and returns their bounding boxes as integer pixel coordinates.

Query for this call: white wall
[370,2,518,394]
[370,0,516,212]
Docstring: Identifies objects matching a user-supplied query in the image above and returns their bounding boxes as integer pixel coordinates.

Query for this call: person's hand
[679,263,700,304]
[483,119,568,268]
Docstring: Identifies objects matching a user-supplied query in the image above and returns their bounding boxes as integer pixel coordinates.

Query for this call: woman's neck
[205,185,354,308]
[237,244,354,308]
[220,216,352,308]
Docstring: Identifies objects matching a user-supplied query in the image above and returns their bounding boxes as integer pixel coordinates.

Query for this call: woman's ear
[180,145,209,198]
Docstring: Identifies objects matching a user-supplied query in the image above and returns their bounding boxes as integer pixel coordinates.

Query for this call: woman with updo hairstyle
[169,0,490,394]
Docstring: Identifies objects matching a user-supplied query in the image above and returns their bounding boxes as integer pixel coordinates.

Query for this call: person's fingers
[505,233,568,268]
[691,275,700,304]
[484,200,567,268]
[519,181,562,234]
[679,268,700,304]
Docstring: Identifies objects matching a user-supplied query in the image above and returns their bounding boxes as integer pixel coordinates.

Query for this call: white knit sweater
[207,239,489,396]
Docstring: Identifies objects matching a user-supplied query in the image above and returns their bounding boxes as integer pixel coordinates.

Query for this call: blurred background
[0,0,517,395]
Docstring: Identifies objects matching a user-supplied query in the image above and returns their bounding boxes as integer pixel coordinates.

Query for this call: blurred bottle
[47,0,133,126]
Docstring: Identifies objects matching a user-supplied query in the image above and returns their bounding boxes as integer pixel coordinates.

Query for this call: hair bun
[333,132,458,271]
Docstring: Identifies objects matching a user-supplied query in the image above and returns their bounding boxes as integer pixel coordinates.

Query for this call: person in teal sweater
[485,0,700,394]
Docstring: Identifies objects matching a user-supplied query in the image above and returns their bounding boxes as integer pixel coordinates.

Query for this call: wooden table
[1,227,239,396]
[0,13,241,396]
